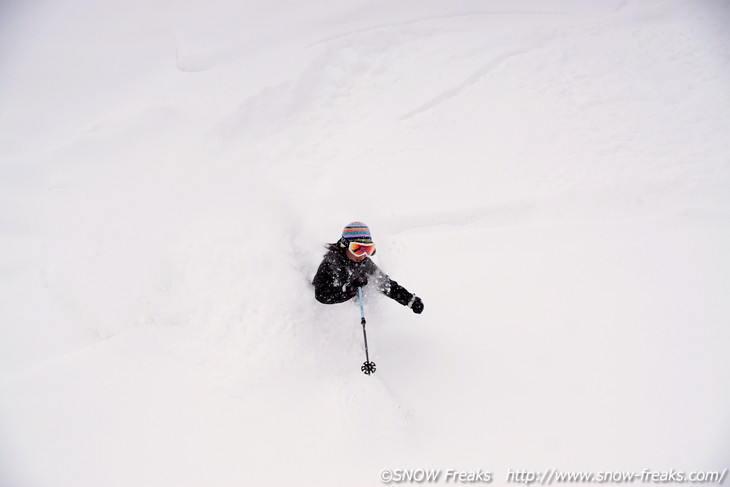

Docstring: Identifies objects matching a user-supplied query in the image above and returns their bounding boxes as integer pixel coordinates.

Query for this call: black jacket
[313,250,415,306]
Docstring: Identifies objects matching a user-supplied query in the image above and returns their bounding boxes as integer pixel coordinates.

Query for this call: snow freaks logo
[380,469,493,484]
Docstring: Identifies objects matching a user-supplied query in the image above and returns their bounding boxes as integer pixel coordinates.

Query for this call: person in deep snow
[313,222,424,314]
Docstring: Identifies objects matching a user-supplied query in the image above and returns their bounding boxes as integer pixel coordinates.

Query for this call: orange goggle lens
[348,242,375,256]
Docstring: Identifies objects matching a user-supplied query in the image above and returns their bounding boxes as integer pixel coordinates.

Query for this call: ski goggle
[348,241,375,257]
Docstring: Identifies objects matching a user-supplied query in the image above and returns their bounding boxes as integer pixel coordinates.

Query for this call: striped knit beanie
[341,222,373,244]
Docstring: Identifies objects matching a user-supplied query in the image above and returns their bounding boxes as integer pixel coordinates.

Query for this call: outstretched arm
[367,262,424,314]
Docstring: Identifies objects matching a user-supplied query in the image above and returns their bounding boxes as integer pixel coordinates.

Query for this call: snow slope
[1,0,729,485]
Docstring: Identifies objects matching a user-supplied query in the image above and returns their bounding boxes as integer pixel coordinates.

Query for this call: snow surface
[1,0,729,485]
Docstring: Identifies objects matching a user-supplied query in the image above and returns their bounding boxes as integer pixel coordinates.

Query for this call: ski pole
[358,287,376,375]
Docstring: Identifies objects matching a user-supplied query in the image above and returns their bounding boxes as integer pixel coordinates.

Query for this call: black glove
[348,274,368,290]
[410,296,424,314]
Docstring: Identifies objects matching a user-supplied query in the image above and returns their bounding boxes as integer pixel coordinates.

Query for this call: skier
[313,222,424,314]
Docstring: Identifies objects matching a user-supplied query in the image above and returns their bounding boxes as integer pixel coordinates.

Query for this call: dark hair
[325,238,347,253]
